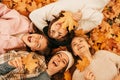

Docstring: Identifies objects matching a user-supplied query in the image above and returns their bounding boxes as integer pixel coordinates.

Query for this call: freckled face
[71,37,90,56]
[22,34,47,51]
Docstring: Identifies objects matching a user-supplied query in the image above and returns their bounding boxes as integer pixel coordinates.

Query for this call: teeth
[28,36,32,42]
[78,46,83,51]
[53,61,57,67]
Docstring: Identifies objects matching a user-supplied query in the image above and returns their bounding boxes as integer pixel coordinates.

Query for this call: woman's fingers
[8,57,23,69]
[72,11,82,21]
[84,70,95,80]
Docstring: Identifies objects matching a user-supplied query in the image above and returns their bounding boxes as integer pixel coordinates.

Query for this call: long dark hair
[43,11,75,48]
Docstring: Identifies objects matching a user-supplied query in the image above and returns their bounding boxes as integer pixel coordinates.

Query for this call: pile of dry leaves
[1,0,56,16]
[89,0,120,55]
[2,0,120,80]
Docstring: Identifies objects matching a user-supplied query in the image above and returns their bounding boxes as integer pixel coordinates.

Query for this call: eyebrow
[58,53,62,58]
[58,32,62,36]
[63,58,67,64]
[72,42,76,45]
[61,53,68,64]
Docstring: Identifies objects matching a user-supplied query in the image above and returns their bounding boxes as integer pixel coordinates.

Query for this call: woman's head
[48,11,76,41]
[48,20,68,41]
[71,36,90,57]
[22,33,48,52]
[47,51,74,76]
[48,12,68,41]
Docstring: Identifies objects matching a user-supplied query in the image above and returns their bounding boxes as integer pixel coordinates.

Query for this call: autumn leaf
[76,56,90,72]
[58,11,78,31]
[22,53,39,74]
[2,0,57,16]
[26,1,37,12]
[64,70,71,80]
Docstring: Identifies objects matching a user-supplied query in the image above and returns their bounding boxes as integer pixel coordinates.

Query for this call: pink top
[0,3,34,54]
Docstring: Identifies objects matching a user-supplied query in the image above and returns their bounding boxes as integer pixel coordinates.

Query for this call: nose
[32,37,38,42]
[57,57,61,62]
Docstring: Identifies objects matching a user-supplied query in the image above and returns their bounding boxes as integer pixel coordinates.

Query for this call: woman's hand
[8,57,23,69]
[113,74,120,80]
[84,70,95,80]
[72,11,82,21]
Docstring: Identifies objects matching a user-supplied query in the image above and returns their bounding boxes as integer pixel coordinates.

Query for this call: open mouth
[28,36,32,42]
[78,46,84,51]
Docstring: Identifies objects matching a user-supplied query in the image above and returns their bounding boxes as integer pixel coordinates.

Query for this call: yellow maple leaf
[58,11,78,31]
[64,70,71,80]
[76,56,90,72]
[22,53,39,74]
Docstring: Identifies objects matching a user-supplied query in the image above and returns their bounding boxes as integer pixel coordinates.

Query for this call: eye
[62,59,67,65]
[57,54,61,58]
[58,32,62,37]
[72,42,77,46]
[51,30,55,33]
[39,35,43,39]
[36,43,41,48]
[79,39,83,42]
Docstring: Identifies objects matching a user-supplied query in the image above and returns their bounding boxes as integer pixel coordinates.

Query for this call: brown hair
[47,11,74,42]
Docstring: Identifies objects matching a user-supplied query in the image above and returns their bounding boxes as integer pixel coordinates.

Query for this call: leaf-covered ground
[89,0,120,55]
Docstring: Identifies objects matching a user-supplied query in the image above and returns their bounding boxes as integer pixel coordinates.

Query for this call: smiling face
[22,34,48,51]
[47,52,69,74]
[71,37,90,56]
[48,20,68,40]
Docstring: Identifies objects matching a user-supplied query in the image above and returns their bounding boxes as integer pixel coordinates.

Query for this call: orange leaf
[76,56,90,72]
[64,70,71,80]
[22,53,39,74]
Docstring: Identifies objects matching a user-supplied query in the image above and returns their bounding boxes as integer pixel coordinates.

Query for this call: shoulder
[72,68,84,80]
[94,50,115,57]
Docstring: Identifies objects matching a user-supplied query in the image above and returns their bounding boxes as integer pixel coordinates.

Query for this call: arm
[97,50,120,72]
[0,3,11,17]
[0,34,25,53]
[0,62,15,75]
[29,2,59,31]
[77,7,103,33]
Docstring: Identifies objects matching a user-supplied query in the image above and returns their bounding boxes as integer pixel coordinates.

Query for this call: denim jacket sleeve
[26,71,51,80]
[0,61,15,75]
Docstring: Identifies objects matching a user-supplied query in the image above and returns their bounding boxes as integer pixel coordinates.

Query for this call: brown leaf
[76,56,90,72]
[22,53,39,74]
[64,70,71,80]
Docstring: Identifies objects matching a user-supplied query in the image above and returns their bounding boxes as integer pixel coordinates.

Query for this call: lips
[78,46,84,51]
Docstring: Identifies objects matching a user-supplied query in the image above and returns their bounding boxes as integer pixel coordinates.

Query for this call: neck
[46,69,54,76]
[81,50,93,62]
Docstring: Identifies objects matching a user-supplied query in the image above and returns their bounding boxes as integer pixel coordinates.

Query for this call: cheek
[51,24,59,30]
[73,47,80,56]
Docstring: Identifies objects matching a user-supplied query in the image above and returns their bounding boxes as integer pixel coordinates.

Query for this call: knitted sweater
[29,0,110,33]
[72,50,120,80]
[0,3,33,54]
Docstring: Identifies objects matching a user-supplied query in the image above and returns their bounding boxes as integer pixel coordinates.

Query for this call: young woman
[0,3,49,54]
[29,0,110,47]
[0,50,46,80]
[0,50,74,80]
[71,36,120,80]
